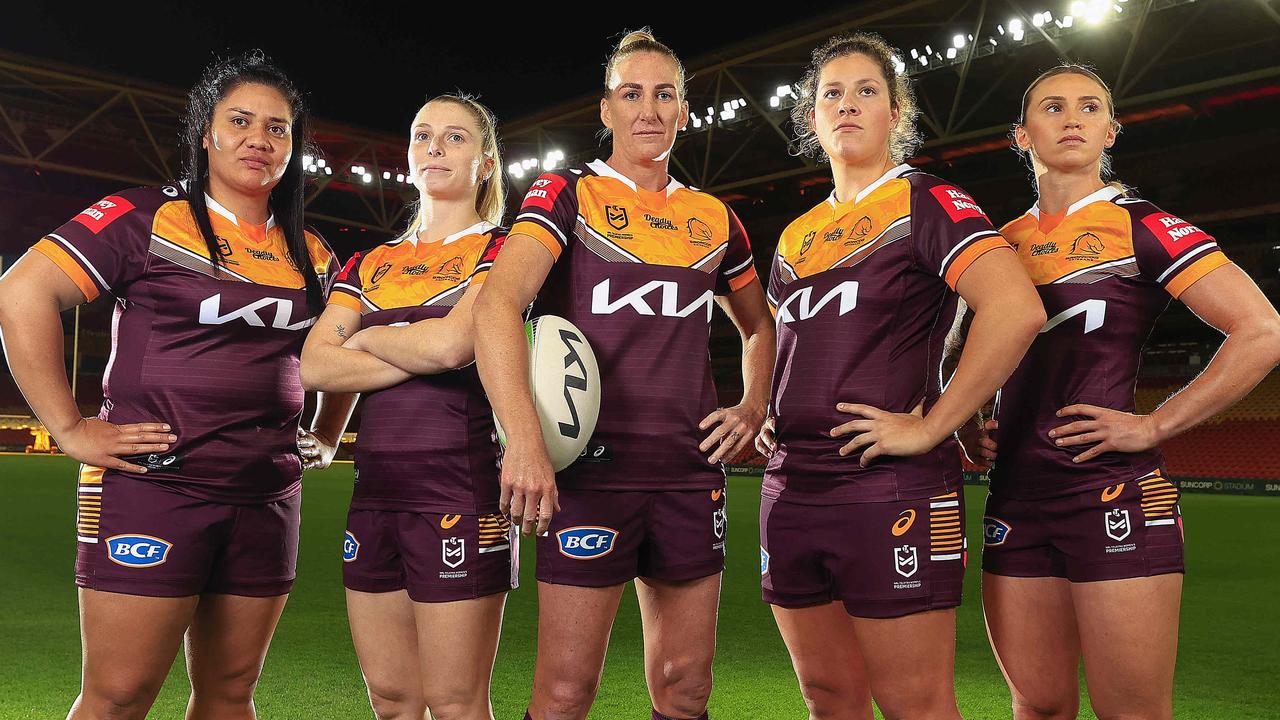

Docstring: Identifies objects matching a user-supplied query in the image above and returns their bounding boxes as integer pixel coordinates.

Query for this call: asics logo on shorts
[891,509,916,536]
[556,526,618,559]
[106,534,172,568]
[1100,484,1125,502]
[440,514,461,529]
[342,531,360,562]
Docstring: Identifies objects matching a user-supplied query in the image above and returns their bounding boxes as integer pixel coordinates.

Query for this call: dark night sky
[2,2,859,136]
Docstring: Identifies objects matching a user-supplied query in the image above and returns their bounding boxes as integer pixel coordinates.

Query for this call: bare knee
[651,655,712,718]
[874,683,960,720]
[536,677,600,719]
[1012,696,1080,720]
[366,683,426,720]
[425,688,486,720]
[796,675,871,720]
[75,677,165,720]
[1089,699,1171,720]
[189,662,264,708]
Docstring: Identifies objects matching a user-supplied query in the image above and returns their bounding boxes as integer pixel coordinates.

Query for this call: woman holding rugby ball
[473,28,775,720]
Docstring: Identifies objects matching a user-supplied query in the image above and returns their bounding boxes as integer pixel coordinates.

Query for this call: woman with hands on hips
[754,33,1044,720]
[963,65,1280,720]
[0,51,352,720]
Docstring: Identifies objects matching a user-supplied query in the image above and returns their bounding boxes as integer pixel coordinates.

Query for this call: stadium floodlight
[720,108,736,121]
[1085,0,1110,23]
[324,167,332,175]
[522,158,538,170]
[776,85,790,97]
[395,173,404,183]
[953,34,966,49]
[919,55,929,66]
[910,48,919,59]
[1061,15,1075,27]
[382,171,391,180]
[317,158,326,168]
[1033,12,1046,27]
[997,23,1005,34]
[925,44,932,54]
[769,95,780,108]
[946,47,957,59]
[989,37,998,45]
[362,173,372,184]
[544,149,565,170]
[692,115,702,128]
[302,154,314,167]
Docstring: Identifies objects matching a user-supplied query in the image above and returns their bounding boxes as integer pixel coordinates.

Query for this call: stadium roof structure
[0,0,1276,234]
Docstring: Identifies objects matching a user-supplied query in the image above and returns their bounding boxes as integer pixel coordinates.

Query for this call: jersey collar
[1027,185,1123,220]
[826,163,913,212]
[419,220,497,247]
[588,158,686,198]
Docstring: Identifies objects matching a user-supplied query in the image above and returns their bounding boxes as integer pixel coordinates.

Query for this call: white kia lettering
[198,294,317,331]
[590,279,714,321]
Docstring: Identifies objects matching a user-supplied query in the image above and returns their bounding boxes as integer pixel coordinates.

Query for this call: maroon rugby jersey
[763,164,1010,504]
[510,159,758,491]
[33,184,339,503]
[990,187,1231,499]
[329,222,506,514]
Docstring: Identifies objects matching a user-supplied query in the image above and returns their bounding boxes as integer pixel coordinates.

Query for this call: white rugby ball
[494,315,601,471]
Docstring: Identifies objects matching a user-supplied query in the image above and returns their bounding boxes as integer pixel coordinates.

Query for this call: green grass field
[1,455,1276,719]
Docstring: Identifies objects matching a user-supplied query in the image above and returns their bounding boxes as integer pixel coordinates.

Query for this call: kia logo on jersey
[590,279,715,322]
[198,294,317,331]
[776,281,859,324]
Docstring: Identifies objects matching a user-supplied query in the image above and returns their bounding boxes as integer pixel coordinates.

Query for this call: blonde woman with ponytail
[474,29,774,720]
[300,94,512,720]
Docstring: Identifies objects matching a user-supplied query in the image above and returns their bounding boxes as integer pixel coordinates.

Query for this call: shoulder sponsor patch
[523,174,569,212]
[929,185,989,223]
[73,196,135,234]
[1141,212,1212,258]
[105,534,172,568]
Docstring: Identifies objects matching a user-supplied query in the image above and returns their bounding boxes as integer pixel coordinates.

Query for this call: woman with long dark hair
[300,93,511,720]
[965,65,1280,720]
[0,51,353,719]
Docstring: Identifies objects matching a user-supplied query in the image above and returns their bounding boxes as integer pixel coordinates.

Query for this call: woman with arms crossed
[0,52,351,719]
[754,34,1044,720]
[967,65,1280,720]
[300,94,510,720]
[473,29,775,720]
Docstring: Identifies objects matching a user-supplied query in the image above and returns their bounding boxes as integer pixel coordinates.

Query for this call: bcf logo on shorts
[106,534,172,568]
[342,531,360,563]
[556,526,618,559]
[983,517,1011,546]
